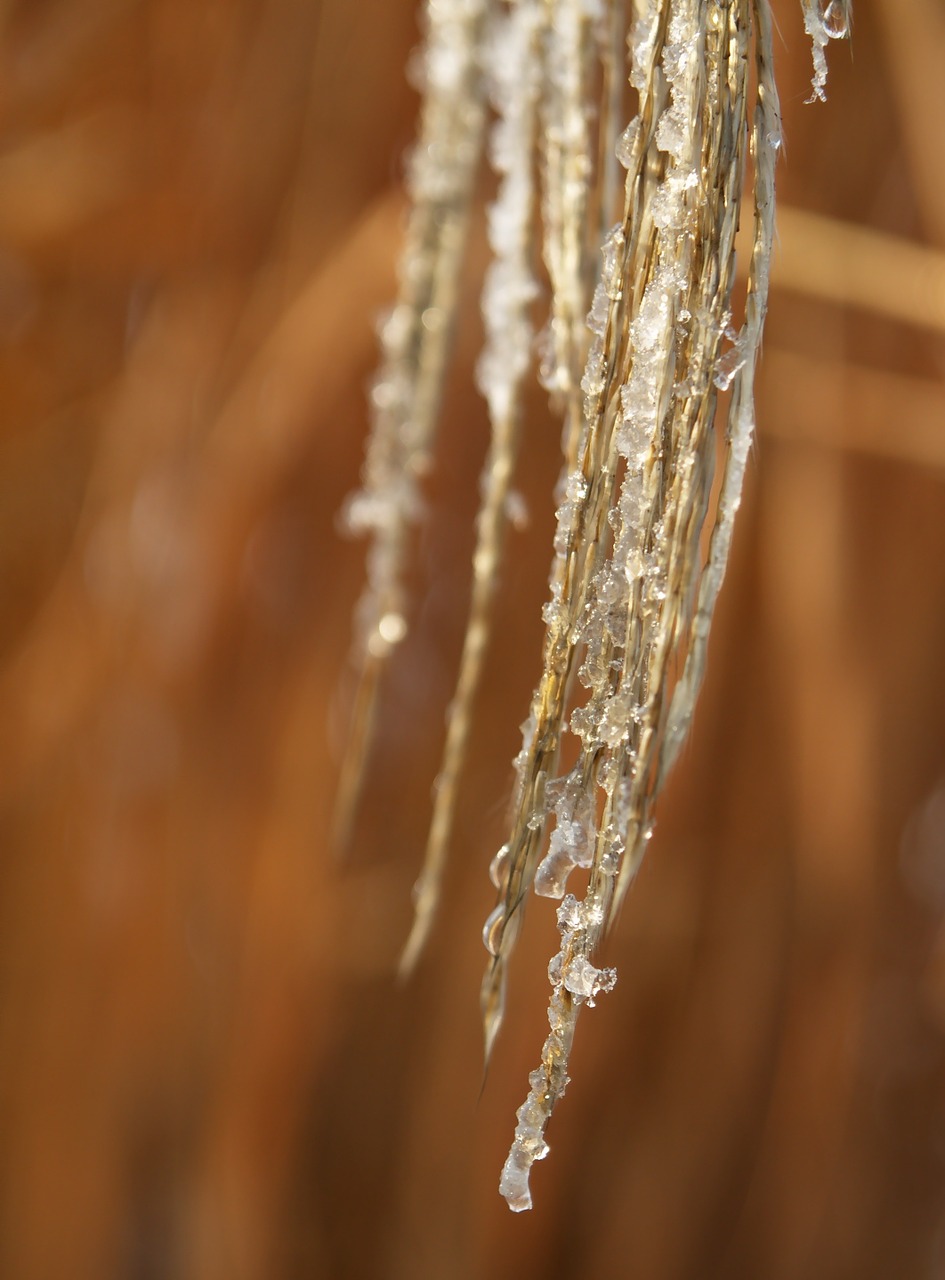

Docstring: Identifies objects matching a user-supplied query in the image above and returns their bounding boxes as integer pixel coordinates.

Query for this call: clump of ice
[535,775,596,898]
[499,891,616,1210]
[802,0,851,103]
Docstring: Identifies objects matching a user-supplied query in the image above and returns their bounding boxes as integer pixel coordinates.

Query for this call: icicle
[479,0,624,1062]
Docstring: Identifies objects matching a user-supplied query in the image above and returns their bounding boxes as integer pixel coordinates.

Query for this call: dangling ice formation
[338,0,851,1213]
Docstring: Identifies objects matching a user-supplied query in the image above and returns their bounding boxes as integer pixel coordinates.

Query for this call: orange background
[0,2,943,1277]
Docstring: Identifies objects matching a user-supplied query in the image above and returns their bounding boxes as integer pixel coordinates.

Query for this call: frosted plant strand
[337,0,853,1220]
[496,0,849,1210]
[657,0,782,794]
[538,0,717,906]
[499,0,707,1208]
[334,0,489,849]
[536,0,600,462]
[498,0,790,1213]
[480,0,638,1060]
[401,0,544,975]
[483,0,669,1070]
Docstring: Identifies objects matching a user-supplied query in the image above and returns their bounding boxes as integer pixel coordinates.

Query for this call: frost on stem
[491,0,850,1208]
[334,0,488,850]
[495,0,783,1210]
[478,0,620,1065]
[401,0,543,975]
[338,0,853,1220]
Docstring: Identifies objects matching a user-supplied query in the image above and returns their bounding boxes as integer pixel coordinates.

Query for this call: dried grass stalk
[401,0,545,974]
[334,0,488,850]
[493,0,784,1210]
[339,0,851,1214]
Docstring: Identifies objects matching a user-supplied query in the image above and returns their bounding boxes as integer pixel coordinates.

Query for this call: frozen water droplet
[563,955,598,999]
[601,849,619,876]
[489,843,511,890]
[556,894,582,931]
[600,225,625,300]
[584,899,604,928]
[377,612,407,646]
[713,336,747,391]
[586,282,609,338]
[615,118,640,169]
[595,569,622,606]
[535,849,570,899]
[482,904,505,956]
[823,0,850,38]
[562,955,617,1001]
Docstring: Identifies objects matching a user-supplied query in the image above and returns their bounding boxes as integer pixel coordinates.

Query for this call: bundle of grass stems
[339,0,853,1210]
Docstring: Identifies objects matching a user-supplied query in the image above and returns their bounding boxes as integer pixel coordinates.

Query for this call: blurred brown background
[0,1,943,1277]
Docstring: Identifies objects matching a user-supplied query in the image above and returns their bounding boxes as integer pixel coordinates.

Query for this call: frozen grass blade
[401,0,544,975]
[498,0,785,1212]
[338,0,852,1216]
[335,0,490,852]
[408,0,616,983]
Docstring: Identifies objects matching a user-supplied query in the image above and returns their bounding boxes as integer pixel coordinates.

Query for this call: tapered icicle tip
[499,1145,540,1212]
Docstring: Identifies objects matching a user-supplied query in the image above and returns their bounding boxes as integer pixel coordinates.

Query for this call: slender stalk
[334,0,489,852]
[401,0,544,974]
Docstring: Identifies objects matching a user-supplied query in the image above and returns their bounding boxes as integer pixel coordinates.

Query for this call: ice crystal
[338,0,852,1216]
[499,890,616,1209]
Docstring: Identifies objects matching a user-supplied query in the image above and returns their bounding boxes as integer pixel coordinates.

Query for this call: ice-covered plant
[339,0,851,1213]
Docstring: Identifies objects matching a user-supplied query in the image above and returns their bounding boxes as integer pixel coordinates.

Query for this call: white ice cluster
[534,770,596,897]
